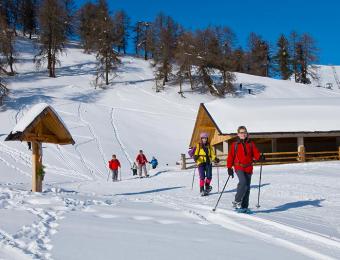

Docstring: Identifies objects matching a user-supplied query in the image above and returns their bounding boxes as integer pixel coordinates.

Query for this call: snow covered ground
[1,37,340,259]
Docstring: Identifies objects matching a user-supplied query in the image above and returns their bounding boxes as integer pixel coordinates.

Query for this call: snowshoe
[236,208,253,214]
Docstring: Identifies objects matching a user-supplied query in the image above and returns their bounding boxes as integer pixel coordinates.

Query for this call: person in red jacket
[108,154,121,181]
[227,126,265,211]
[136,150,149,178]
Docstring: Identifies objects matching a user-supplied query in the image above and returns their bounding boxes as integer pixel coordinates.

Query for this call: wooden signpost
[6,103,75,192]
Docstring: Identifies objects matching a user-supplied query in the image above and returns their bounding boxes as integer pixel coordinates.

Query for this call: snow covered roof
[12,103,50,133]
[6,103,74,145]
[203,98,340,134]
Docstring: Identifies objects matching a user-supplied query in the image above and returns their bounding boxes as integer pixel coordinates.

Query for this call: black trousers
[235,170,252,209]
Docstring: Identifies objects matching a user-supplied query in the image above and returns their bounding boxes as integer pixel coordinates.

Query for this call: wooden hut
[6,103,75,192]
[185,98,340,167]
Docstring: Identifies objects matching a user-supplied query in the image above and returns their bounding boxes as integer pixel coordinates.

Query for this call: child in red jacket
[108,154,121,181]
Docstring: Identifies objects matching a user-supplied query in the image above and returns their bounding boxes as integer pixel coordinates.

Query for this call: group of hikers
[108,150,158,181]
[108,125,265,212]
[191,125,265,212]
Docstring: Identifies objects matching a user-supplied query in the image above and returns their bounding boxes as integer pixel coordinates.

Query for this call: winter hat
[200,132,209,139]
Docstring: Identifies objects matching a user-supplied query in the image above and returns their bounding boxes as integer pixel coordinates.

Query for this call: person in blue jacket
[150,156,158,169]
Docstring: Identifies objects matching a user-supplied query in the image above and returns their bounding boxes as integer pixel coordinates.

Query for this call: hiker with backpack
[108,154,121,181]
[193,132,220,196]
[136,150,149,178]
[227,126,265,212]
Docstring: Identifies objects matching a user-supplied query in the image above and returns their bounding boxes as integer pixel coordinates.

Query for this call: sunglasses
[238,131,247,134]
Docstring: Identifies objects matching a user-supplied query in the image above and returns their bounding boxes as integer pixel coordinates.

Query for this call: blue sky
[75,0,340,65]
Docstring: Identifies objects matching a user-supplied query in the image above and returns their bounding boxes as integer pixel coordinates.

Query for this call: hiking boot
[205,184,212,194]
[200,186,206,196]
[232,201,242,209]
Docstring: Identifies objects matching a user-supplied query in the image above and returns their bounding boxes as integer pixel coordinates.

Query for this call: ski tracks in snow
[110,108,132,166]
[145,195,340,260]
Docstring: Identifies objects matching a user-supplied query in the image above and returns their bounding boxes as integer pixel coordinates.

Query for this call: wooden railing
[180,149,340,170]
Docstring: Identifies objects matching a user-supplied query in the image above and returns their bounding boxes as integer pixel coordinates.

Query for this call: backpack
[188,146,196,158]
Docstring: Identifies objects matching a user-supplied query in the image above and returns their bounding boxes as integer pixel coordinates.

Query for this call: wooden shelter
[6,103,75,192]
[183,99,340,168]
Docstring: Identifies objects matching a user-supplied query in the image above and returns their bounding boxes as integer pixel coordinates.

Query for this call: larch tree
[93,0,120,87]
[112,10,130,54]
[247,32,271,77]
[35,0,74,77]
[20,0,38,39]
[274,34,292,80]
[152,13,179,90]
[78,1,98,52]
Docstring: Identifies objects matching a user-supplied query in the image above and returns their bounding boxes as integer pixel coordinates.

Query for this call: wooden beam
[32,142,42,192]
[298,145,305,162]
[25,133,59,143]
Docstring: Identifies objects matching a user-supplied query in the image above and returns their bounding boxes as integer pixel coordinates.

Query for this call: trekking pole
[119,168,122,181]
[212,175,230,212]
[191,167,196,190]
[217,166,220,193]
[256,156,264,208]
[107,171,111,182]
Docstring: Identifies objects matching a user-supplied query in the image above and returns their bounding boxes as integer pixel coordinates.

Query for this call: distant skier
[131,162,138,176]
[227,126,265,212]
[150,156,158,169]
[108,154,121,181]
[193,132,220,196]
[136,150,149,178]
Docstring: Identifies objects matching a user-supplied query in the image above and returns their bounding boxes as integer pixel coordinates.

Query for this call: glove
[214,158,220,164]
[193,155,198,162]
[259,154,265,162]
[228,168,234,178]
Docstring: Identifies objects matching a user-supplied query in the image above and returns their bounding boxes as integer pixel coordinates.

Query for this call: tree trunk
[188,67,194,90]
[105,57,109,85]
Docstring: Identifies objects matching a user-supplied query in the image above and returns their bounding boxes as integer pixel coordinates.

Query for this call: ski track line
[185,197,340,250]
[55,145,93,181]
[149,195,337,260]
[95,101,194,121]
[2,143,85,180]
[0,152,30,177]
[110,108,132,166]
[78,103,109,178]
[75,145,105,179]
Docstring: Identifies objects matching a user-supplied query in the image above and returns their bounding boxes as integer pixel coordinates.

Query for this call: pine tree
[94,0,120,87]
[290,32,318,84]
[232,47,246,73]
[175,30,195,93]
[153,13,179,90]
[214,26,236,94]
[35,0,73,77]
[290,31,299,82]
[247,33,271,77]
[274,34,292,80]
[112,10,130,54]
[20,0,37,39]
[0,12,16,75]
[134,21,153,60]
[78,1,98,52]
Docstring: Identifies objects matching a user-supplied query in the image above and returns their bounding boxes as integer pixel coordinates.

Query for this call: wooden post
[32,141,42,192]
[298,145,305,162]
[338,146,340,160]
[271,138,277,152]
[181,153,186,170]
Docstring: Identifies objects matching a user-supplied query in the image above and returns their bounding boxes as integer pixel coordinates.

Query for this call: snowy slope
[1,37,340,260]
